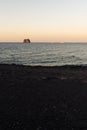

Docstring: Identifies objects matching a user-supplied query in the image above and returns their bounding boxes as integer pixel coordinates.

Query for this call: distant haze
[0,0,87,42]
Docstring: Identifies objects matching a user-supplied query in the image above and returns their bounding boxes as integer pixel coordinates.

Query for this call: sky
[0,0,87,42]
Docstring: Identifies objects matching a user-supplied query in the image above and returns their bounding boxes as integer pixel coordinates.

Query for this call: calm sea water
[0,42,87,66]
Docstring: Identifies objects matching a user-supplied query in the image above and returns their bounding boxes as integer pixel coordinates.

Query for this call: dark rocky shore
[0,64,87,129]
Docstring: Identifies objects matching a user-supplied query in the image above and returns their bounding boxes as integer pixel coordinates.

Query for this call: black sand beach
[0,64,87,129]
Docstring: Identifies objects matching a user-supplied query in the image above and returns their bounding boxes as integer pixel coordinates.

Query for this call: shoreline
[0,63,87,82]
[0,63,87,129]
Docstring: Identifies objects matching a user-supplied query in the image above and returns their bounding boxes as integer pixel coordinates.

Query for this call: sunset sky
[0,0,87,42]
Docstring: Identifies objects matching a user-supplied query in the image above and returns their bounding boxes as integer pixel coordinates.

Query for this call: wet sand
[0,64,87,129]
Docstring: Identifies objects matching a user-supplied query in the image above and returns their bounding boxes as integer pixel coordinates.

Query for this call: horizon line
[1,41,87,43]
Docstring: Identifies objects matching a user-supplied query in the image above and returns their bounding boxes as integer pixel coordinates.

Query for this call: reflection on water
[0,42,87,66]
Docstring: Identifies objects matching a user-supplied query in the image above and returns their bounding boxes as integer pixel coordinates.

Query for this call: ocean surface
[0,42,87,66]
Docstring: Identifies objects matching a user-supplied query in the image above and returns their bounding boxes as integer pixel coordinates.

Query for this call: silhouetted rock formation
[23,39,30,43]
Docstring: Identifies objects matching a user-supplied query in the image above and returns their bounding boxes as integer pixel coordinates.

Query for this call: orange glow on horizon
[0,29,87,42]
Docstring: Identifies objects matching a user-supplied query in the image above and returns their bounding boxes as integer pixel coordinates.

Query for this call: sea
[0,42,87,66]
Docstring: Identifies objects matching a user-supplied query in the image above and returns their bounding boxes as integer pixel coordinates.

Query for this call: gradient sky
[0,0,87,42]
